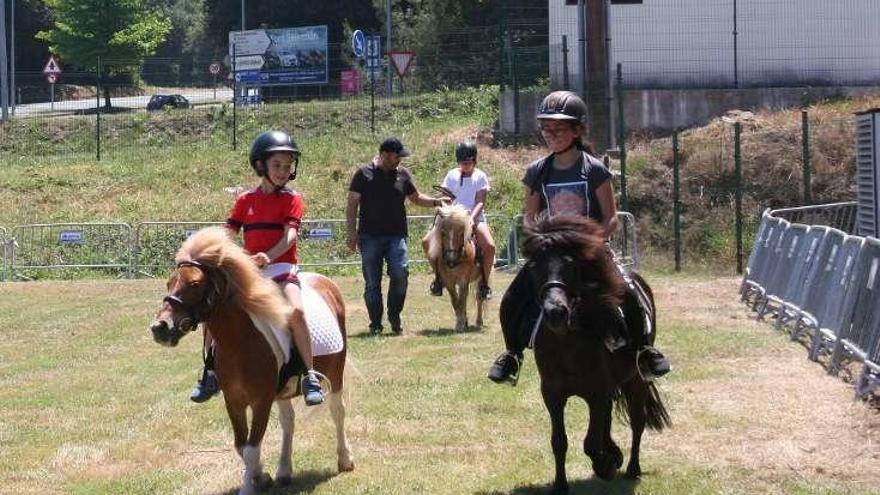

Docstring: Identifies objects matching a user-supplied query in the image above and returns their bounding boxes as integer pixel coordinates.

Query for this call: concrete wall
[498,86,880,137]
[550,0,880,89]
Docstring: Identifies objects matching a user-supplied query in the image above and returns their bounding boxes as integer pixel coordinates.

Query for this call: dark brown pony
[149,227,353,495]
[519,214,669,493]
[425,204,484,331]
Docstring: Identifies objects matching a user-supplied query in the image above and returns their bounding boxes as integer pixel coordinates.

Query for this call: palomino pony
[425,204,484,331]
[149,227,354,495]
[515,214,670,492]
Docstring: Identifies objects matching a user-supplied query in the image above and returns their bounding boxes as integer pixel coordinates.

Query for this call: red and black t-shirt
[226,187,304,264]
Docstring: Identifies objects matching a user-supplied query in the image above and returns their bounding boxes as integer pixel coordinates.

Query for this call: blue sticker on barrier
[59,231,84,245]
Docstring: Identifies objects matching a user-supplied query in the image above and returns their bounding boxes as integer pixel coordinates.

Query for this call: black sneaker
[638,346,671,379]
[369,324,383,336]
[430,278,443,296]
[190,370,219,403]
[487,351,521,385]
[478,284,492,301]
[389,318,403,335]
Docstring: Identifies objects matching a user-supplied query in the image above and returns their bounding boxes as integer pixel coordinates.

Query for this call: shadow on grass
[476,476,639,495]
[212,469,338,495]
[417,325,484,337]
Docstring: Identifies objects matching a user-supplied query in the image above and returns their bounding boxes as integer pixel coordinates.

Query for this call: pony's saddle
[248,272,344,393]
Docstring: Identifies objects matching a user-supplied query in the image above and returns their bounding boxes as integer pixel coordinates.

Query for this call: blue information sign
[352,30,366,58]
[229,25,328,86]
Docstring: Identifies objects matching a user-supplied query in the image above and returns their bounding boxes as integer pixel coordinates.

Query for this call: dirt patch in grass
[656,276,880,488]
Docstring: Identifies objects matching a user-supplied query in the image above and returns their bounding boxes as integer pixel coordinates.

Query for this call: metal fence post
[96,57,102,161]
[509,30,519,136]
[232,43,237,151]
[673,130,681,272]
[562,35,570,91]
[616,63,628,211]
[802,109,812,204]
[735,122,743,275]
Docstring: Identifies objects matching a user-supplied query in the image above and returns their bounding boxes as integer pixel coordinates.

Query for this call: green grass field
[1,272,877,495]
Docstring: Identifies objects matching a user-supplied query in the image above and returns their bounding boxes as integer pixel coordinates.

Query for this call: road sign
[352,30,366,58]
[46,74,58,84]
[389,51,415,77]
[229,30,272,56]
[233,55,265,71]
[365,35,382,75]
[42,55,62,75]
[209,62,222,75]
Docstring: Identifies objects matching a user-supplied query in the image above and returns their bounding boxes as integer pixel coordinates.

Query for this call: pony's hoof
[338,460,355,472]
[625,461,642,480]
[550,480,569,494]
[592,457,618,481]
[253,472,273,491]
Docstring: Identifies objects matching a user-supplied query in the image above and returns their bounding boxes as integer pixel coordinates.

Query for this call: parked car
[147,94,190,111]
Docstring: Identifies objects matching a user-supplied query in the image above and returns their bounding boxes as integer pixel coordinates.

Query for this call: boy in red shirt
[190,130,324,406]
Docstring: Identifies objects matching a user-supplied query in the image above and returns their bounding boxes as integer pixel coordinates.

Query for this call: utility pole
[0,0,9,122]
[577,0,586,97]
[10,0,14,115]
[386,0,393,97]
[586,0,611,152]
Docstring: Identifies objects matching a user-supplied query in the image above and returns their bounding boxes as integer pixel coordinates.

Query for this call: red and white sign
[388,51,415,77]
[46,74,58,84]
[340,69,361,96]
[209,62,222,75]
[43,55,63,75]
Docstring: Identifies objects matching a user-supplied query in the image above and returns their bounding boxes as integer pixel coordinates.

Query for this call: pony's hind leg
[275,399,295,485]
[622,380,647,479]
[329,391,355,472]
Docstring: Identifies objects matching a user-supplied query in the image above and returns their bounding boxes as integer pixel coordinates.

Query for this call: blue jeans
[358,235,409,329]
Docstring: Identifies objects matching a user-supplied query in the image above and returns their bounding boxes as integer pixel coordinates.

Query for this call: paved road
[8,89,234,118]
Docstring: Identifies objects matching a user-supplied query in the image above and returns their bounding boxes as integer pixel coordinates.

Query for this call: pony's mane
[523,214,623,304]
[175,226,292,329]
[427,204,473,261]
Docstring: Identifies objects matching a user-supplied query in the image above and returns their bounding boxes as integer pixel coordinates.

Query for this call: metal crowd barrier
[742,202,880,399]
[503,211,640,271]
[770,201,857,234]
[0,226,8,282]
[132,221,224,278]
[9,223,133,280]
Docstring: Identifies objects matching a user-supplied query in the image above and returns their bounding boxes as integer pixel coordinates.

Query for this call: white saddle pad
[249,271,344,370]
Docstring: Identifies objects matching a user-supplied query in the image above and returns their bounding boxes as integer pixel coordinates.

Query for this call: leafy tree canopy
[37,0,172,70]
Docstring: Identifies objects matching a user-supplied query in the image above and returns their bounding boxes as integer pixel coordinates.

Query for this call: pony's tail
[643,382,671,431]
[614,381,672,432]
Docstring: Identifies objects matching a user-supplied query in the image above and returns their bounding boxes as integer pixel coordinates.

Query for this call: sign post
[365,34,382,133]
[43,56,63,112]
[388,51,415,94]
[209,62,222,100]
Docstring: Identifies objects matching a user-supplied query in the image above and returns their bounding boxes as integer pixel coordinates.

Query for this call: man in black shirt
[346,137,447,334]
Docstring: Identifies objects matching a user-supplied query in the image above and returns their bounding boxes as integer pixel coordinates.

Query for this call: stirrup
[488,352,521,386]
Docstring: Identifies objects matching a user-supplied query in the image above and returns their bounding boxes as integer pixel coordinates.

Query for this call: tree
[37,0,172,109]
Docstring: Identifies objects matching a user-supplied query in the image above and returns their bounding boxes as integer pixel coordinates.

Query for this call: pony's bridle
[163,260,223,333]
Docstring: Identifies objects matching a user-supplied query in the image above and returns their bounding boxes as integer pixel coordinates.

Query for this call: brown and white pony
[425,204,484,332]
[149,227,353,495]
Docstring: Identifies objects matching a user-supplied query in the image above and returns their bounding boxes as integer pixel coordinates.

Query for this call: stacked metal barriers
[741,202,879,399]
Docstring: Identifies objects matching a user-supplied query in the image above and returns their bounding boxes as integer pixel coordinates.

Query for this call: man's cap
[379,137,411,157]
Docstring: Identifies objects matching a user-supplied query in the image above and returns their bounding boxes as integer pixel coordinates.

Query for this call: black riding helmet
[249,130,301,181]
[536,90,588,125]
[455,141,478,162]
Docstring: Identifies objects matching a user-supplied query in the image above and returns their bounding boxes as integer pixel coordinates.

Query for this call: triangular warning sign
[389,51,415,77]
[43,56,62,75]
